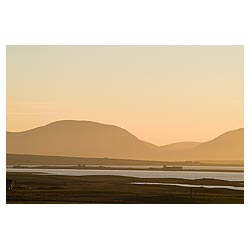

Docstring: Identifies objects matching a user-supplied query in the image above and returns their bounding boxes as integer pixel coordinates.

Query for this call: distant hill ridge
[7,120,244,161]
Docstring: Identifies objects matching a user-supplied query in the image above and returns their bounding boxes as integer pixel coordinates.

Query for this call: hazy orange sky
[6,45,244,145]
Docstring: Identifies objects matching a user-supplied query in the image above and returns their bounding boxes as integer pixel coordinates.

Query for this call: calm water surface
[6,168,244,181]
[131,182,244,191]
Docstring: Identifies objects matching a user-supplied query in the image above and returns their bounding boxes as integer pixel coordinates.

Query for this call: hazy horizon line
[6,119,244,147]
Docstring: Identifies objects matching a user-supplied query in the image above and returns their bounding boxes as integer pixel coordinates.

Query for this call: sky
[6,45,244,145]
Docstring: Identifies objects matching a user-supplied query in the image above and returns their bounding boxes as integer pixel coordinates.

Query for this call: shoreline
[7,165,244,173]
[7,154,244,167]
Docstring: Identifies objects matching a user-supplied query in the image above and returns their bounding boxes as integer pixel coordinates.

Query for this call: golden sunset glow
[6,45,243,145]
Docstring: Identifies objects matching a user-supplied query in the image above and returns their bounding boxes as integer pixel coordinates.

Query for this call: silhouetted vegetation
[6,178,14,191]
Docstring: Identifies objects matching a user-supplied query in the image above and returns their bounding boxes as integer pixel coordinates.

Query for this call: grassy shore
[6,172,244,204]
[7,153,244,166]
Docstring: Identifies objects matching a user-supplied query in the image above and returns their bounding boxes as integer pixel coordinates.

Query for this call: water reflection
[6,168,244,181]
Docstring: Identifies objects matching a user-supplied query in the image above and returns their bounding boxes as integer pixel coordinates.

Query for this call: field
[6,172,244,204]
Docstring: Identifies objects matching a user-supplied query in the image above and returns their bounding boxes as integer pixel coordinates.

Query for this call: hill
[186,128,244,161]
[6,120,244,162]
[160,142,201,152]
[7,120,161,160]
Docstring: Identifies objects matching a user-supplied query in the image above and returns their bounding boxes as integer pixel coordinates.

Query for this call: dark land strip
[6,172,244,204]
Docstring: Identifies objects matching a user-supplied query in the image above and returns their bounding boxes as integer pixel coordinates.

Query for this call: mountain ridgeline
[7,120,244,162]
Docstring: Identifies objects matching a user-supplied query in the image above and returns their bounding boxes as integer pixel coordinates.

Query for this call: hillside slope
[188,128,244,161]
[7,120,161,160]
[7,120,244,161]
